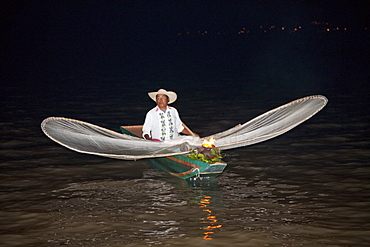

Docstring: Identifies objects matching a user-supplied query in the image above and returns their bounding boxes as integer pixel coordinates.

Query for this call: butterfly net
[208,95,328,150]
[41,117,202,160]
[41,95,327,160]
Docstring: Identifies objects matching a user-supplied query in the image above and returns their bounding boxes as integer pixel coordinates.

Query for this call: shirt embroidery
[158,109,174,141]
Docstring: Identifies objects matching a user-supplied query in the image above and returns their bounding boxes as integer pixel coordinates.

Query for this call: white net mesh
[41,117,202,160]
[41,95,327,160]
[207,95,328,150]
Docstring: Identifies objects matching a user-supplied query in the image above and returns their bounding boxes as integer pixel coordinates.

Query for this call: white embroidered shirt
[142,106,184,141]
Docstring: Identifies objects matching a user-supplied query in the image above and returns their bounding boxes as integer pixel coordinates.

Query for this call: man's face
[156,94,169,108]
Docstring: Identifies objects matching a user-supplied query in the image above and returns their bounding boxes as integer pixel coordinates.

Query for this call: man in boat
[142,89,199,141]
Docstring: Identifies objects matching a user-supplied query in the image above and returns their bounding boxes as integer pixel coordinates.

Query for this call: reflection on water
[185,176,224,240]
[199,195,222,240]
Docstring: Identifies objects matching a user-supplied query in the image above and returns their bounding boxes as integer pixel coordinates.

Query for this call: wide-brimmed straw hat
[148,89,177,104]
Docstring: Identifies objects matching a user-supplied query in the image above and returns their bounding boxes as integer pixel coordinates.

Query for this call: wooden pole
[182,123,196,137]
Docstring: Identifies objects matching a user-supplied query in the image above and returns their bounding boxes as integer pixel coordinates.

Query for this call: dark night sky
[1,0,368,93]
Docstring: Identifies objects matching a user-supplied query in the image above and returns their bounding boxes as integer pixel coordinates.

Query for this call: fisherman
[142,89,199,141]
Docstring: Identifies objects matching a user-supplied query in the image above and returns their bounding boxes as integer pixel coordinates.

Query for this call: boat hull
[120,126,227,179]
[150,155,226,179]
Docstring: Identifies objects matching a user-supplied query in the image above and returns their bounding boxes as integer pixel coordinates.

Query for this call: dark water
[1,85,369,246]
[1,10,370,246]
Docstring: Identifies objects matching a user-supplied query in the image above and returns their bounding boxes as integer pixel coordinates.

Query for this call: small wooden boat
[120,125,227,179]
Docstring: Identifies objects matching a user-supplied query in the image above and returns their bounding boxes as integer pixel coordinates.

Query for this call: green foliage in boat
[188,147,224,164]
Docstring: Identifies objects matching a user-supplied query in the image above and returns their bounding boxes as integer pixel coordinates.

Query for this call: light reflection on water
[1,90,369,246]
[199,194,222,240]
